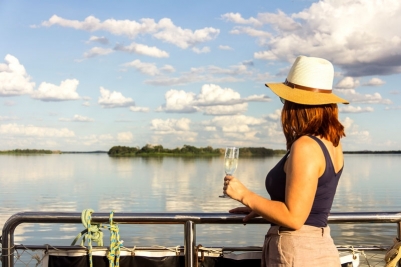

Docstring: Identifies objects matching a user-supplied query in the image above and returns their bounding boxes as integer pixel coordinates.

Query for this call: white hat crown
[286,56,334,90]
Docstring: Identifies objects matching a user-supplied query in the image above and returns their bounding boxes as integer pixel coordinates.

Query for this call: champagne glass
[219,146,239,198]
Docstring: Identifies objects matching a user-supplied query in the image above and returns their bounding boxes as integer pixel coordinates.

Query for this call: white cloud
[144,63,252,86]
[218,45,233,50]
[244,94,271,102]
[198,111,285,148]
[149,118,198,145]
[341,117,370,145]
[0,123,75,137]
[117,131,133,143]
[83,47,114,58]
[227,0,401,77]
[0,54,35,96]
[122,59,170,76]
[153,18,220,49]
[98,87,135,108]
[337,89,392,104]
[73,114,93,122]
[114,42,169,58]
[339,105,374,113]
[200,104,248,115]
[79,134,114,146]
[129,106,150,112]
[204,126,216,131]
[86,35,109,45]
[41,15,219,49]
[59,114,94,122]
[206,64,251,76]
[196,84,242,105]
[265,109,282,121]
[221,12,262,27]
[151,118,192,133]
[157,84,270,115]
[192,46,211,54]
[156,89,197,113]
[205,115,265,131]
[254,72,275,82]
[230,26,272,39]
[41,15,159,38]
[257,10,301,31]
[200,114,273,144]
[160,65,175,73]
[363,77,385,86]
[31,79,80,101]
[335,77,360,89]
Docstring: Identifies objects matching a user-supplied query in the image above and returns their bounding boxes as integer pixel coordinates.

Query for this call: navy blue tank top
[265,136,343,227]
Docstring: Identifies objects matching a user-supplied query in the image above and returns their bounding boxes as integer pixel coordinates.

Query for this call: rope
[106,211,123,267]
[360,250,372,267]
[71,209,104,267]
[337,245,372,267]
[71,209,123,267]
[197,246,223,255]
[150,245,181,255]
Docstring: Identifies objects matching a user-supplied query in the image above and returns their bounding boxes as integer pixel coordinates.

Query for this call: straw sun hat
[266,56,349,105]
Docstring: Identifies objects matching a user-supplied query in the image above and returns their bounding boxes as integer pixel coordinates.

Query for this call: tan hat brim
[265,83,349,105]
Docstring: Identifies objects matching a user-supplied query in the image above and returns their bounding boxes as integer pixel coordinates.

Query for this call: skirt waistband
[267,225,331,238]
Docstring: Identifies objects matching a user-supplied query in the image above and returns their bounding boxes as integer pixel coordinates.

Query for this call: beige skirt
[261,225,341,267]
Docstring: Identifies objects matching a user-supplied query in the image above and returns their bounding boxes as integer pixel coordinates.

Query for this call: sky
[0,0,400,152]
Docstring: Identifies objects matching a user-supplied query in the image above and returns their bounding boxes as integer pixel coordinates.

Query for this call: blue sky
[1,0,400,151]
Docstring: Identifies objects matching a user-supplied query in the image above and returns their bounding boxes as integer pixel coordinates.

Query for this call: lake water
[0,153,400,248]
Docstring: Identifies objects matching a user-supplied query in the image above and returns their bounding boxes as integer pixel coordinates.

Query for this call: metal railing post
[397,222,401,267]
[184,220,196,267]
[1,219,15,267]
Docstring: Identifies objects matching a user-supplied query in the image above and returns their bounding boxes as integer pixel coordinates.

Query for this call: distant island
[107,144,287,157]
[343,150,401,154]
[0,149,61,154]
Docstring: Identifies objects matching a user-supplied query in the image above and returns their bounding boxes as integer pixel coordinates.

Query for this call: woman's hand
[224,175,251,203]
[229,206,261,223]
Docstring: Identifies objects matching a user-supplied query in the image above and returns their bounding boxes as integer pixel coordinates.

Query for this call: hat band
[285,79,332,94]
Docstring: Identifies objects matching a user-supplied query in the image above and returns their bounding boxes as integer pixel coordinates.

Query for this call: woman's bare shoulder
[289,136,325,172]
[291,136,321,154]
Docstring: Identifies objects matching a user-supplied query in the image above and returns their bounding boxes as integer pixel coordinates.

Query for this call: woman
[224,55,349,266]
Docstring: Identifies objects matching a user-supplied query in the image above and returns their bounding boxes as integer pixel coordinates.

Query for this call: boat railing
[2,211,401,267]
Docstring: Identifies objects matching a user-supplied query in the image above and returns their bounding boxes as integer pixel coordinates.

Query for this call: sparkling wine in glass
[219,146,239,198]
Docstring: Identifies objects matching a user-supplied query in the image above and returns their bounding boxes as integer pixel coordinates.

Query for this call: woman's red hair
[281,102,345,150]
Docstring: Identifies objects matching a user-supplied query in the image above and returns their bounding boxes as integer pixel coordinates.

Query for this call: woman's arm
[225,136,325,230]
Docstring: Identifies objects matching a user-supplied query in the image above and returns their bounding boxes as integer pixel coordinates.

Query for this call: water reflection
[0,154,400,247]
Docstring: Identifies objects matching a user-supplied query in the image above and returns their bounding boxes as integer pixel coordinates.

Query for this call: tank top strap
[307,135,334,171]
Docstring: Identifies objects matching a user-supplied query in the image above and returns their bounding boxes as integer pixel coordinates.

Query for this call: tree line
[108,144,286,157]
[0,149,60,154]
[343,150,401,154]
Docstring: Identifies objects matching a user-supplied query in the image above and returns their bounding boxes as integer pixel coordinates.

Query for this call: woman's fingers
[229,206,252,214]
[224,175,234,181]
[243,211,260,222]
[223,175,249,202]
